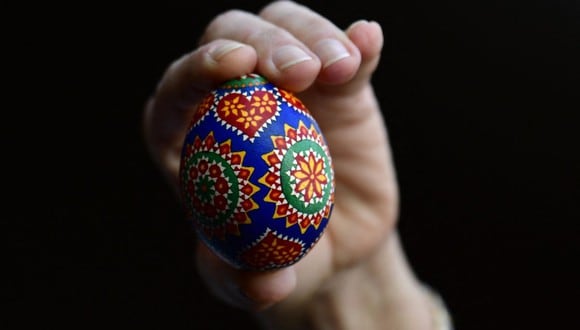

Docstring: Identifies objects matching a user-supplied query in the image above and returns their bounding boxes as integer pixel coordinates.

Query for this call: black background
[15,1,578,329]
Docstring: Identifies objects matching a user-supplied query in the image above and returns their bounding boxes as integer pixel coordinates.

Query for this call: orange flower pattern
[260,121,334,234]
[291,153,328,203]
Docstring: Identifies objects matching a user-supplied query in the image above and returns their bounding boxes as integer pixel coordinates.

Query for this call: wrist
[256,232,450,330]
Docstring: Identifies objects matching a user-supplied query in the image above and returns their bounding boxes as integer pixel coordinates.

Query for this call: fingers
[201,1,364,90]
[343,20,384,90]
[196,243,297,311]
[144,1,384,188]
[259,1,363,84]
[201,9,319,91]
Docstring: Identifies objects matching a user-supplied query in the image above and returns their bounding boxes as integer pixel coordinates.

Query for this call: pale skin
[143,1,437,329]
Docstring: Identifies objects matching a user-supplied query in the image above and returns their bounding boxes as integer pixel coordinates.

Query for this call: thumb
[195,243,297,311]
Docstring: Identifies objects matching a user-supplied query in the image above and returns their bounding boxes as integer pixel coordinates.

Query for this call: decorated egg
[179,73,335,271]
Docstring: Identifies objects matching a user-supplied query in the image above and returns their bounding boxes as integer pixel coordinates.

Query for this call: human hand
[144,1,446,329]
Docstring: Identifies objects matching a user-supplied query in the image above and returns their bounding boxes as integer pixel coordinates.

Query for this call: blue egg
[179,73,335,271]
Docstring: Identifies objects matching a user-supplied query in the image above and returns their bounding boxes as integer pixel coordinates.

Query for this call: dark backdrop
[18,1,579,329]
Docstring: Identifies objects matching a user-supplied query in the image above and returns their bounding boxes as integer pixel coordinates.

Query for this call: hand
[143,1,442,329]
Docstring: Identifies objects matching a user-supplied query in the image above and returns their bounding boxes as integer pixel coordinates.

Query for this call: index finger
[143,39,257,189]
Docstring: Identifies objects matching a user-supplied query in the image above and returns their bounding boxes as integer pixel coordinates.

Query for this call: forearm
[255,232,450,330]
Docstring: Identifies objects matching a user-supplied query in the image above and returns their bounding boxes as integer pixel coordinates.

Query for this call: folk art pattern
[179,74,335,270]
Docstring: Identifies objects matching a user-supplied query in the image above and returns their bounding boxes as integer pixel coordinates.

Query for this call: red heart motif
[216,91,278,138]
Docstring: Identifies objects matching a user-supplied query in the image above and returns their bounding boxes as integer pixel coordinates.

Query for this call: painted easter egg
[179,73,335,271]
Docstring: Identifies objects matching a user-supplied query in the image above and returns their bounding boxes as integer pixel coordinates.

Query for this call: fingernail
[209,41,245,60]
[346,19,370,33]
[313,38,350,68]
[273,45,313,71]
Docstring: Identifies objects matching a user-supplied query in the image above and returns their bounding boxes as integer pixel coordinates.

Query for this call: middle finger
[201,9,320,91]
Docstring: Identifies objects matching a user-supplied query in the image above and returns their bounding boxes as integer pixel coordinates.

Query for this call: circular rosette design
[260,121,335,234]
[180,132,259,240]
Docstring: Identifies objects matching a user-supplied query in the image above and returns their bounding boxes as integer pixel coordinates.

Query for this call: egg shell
[179,73,335,271]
